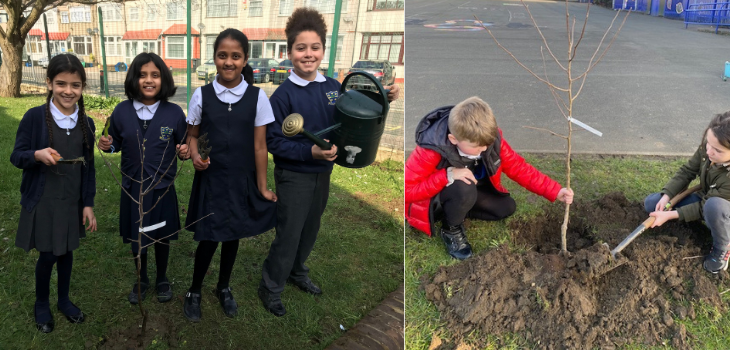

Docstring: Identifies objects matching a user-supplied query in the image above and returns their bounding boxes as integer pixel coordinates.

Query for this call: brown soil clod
[424,192,729,349]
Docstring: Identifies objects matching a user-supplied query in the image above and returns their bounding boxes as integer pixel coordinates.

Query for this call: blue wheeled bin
[724,61,730,81]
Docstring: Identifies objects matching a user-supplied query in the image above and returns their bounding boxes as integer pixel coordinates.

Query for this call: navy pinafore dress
[185,84,276,241]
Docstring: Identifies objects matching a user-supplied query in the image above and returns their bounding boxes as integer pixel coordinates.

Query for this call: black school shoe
[441,224,473,260]
[128,282,149,305]
[257,285,286,317]
[57,302,85,324]
[216,287,238,318]
[34,303,54,333]
[183,292,202,323]
[704,246,730,274]
[287,278,322,295]
[156,281,173,303]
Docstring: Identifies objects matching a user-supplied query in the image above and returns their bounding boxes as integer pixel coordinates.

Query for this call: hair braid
[77,95,91,151]
[44,91,54,148]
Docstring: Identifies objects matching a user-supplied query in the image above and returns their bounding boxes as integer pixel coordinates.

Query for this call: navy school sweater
[104,100,188,189]
[266,76,342,173]
[10,105,96,212]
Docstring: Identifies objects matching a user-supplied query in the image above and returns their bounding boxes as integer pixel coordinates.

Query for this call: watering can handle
[340,72,389,116]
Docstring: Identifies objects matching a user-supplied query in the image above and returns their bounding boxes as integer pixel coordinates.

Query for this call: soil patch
[98,314,179,350]
[424,192,729,349]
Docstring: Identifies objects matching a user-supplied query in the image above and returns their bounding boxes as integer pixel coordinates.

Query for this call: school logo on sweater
[159,127,173,142]
[326,91,339,105]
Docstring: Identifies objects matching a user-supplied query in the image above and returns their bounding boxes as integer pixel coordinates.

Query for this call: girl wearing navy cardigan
[97,53,188,305]
[11,54,97,333]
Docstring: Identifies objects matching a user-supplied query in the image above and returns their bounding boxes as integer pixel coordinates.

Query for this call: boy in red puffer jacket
[405,96,574,260]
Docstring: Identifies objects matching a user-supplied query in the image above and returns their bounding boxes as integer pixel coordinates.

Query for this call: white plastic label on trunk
[140,221,167,232]
[568,117,603,137]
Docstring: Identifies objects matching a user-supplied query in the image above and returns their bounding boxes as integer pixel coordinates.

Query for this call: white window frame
[104,36,123,56]
[322,34,344,63]
[306,0,348,13]
[360,32,403,64]
[129,7,140,21]
[369,0,404,11]
[50,41,67,55]
[166,36,186,59]
[249,0,263,17]
[279,0,292,15]
[205,35,216,60]
[60,11,68,23]
[207,0,237,17]
[0,13,8,23]
[72,36,93,55]
[147,4,157,21]
[69,6,91,23]
[26,36,42,54]
[100,3,122,22]
[166,1,184,20]
[45,11,56,24]
[141,41,159,55]
[249,41,263,58]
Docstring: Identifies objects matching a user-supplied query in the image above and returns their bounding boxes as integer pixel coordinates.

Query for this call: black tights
[35,251,78,320]
[189,240,239,293]
[131,240,170,289]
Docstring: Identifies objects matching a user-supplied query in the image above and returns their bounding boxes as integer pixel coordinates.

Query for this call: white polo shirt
[132,99,160,120]
[186,74,274,127]
[49,98,79,129]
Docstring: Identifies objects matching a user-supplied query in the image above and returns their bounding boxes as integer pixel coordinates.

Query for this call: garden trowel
[609,184,701,259]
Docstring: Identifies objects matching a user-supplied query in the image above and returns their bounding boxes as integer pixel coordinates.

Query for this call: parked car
[196,59,217,80]
[345,60,396,91]
[248,58,279,84]
[273,59,294,84]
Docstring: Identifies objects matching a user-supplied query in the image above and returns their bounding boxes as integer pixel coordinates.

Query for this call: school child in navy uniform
[183,29,277,322]
[260,8,401,317]
[11,54,97,333]
[97,52,188,304]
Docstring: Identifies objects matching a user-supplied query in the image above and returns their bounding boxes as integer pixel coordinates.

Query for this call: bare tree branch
[143,128,189,195]
[540,47,569,117]
[571,3,591,61]
[572,9,629,83]
[520,0,567,72]
[476,15,569,93]
[522,126,567,139]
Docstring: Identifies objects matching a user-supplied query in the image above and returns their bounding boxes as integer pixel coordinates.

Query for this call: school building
[5,0,404,82]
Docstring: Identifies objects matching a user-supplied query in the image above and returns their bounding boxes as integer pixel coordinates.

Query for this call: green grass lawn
[406,154,730,350]
[0,95,404,350]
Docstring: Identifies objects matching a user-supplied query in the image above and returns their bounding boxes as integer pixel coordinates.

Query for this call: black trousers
[439,180,516,227]
[261,167,330,295]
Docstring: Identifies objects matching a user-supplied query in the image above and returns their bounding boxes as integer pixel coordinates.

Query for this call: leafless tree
[477,1,629,253]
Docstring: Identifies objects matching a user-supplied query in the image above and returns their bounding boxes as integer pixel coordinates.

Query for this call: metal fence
[20,0,405,155]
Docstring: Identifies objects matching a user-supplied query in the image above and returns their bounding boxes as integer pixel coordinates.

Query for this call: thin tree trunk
[0,37,24,97]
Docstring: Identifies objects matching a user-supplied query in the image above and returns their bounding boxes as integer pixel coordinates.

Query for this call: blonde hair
[448,96,498,146]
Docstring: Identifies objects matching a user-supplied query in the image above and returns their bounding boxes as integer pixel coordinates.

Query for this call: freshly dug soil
[424,192,729,349]
[99,314,178,350]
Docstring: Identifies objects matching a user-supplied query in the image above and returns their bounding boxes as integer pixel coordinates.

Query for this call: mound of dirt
[99,314,178,350]
[424,192,729,349]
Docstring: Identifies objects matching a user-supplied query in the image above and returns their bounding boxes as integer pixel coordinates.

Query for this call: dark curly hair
[124,52,177,102]
[285,7,327,53]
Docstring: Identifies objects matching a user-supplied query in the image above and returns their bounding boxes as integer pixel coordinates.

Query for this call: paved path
[325,284,404,350]
[405,0,730,155]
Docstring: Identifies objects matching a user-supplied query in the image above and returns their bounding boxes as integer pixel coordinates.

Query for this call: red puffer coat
[405,106,562,236]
